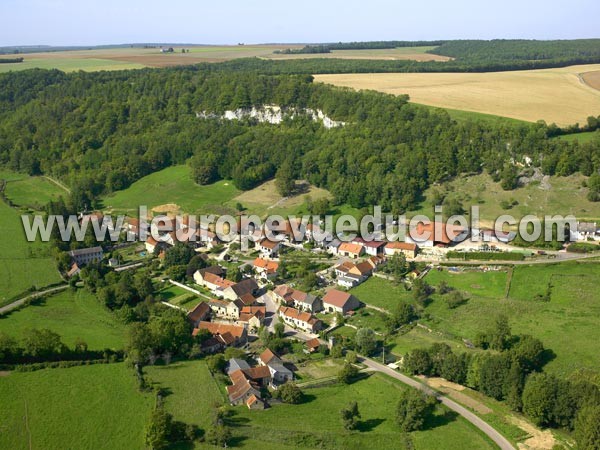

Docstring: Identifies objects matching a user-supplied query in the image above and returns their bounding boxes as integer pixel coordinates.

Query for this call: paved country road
[0,284,68,315]
[360,357,515,450]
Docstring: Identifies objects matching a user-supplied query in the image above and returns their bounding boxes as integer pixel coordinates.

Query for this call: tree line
[403,316,600,449]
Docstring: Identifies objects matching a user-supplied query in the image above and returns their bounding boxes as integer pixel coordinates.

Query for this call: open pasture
[314,64,600,126]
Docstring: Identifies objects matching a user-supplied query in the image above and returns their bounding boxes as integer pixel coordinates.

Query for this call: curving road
[359,356,515,450]
[0,284,68,315]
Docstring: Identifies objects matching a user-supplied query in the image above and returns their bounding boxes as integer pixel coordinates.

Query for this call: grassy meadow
[314,64,600,126]
[0,200,61,303]
[2,172,67,210]
[0,58,145,73]
[409,171,600,224]
[0,363,153,450]
[0,289,126,350]
[146,360,495,450]
[103,165,240,216]
[555,130,600,143]
[351,262,600,378]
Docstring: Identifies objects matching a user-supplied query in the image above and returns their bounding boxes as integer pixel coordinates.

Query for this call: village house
[237,305,266,331]
[187,302,211,327]
[326,239,342,255]
[367,255,385,269]
[256,238,282,257]
[407,221,468,248]
[384,241,418,259]
[208,298,242,320]
[252,257,279,281]
[334,260,373,288]
[258,349,294,386]
[278,306,323,333]
[352,238,386,256]
[474,228,516,244]
[223,278,260,301]
[195,321,248,347]
[322,289,361,315]
[271,284,322,312]
[226,369,264,408]
[570,221,599,241]
[196,272,235,296]
[68,246,103,266]
[305,337,323,353]
[338,242,364,259]
[194,266,226,282]
[227,358,250,375]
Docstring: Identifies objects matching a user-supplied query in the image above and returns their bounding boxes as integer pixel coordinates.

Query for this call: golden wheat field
[314,64,600,126]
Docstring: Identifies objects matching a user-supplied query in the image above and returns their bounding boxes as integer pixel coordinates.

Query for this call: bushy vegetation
[446,251,525,261]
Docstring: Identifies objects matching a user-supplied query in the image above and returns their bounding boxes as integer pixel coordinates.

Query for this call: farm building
[322,289,360,315]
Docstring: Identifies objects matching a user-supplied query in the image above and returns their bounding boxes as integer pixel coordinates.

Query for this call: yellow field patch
[314,64,600,126]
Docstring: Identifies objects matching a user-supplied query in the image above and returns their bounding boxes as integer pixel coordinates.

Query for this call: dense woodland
[0,67,599,213]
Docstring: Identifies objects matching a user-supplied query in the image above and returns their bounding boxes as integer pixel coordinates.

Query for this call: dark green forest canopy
[0,67,598,213]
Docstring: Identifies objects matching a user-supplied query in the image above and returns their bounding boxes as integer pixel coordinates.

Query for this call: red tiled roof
[385,241,417,251]
[322,289,352,308]
[279,306,315,324]
[243,366,271,380]
[412,221,466,245]
[253,257,279,273]
[197,321,245,339]
[259,348,277,365]
[259,238,280,250]
[187,302,210,322]
[305,337,321,350]
[338,242,364,255]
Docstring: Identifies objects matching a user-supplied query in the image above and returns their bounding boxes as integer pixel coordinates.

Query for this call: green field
[351,277,414,311]
[2,172,67,210]
[103,165,240,215]
[144,360,225,432]
[0,58,145,73]
[555,130,600,143]
[0,363,153,450]
[420,262,600,377]
[0,289,126,350]
[155,284,201,310]
[416,103,531,126]
[0,200,62,303]
[234,373,495,449]
[146,360,495,450]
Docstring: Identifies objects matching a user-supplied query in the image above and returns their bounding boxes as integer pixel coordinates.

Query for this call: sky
[1,0,599,46]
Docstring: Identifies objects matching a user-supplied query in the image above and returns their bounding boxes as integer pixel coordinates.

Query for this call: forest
[0,67,599,214]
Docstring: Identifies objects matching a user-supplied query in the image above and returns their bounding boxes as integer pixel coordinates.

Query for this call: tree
[488,314,512,351]
[274,322,285,339]
[206,424,231,447]
[445,290,468,309]
[275,159,295,196]
[338,363,359,384]
[396,389,438,432]
[21,328,66,359]
[574,405,600,450]
[145,403,173,450]
[355,328,377,356]
[340,401,361,430]
[279,382,303,404]
[126,322,154,365]
[412,279,432,305]
[206,354,226,373]
[404,349,432,375]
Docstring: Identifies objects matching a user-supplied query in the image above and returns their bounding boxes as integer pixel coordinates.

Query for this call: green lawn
[144,360,225,432]
[0,200,62,303]
[425,268,509,299]
[2,172,67,210]
[103,165,240,215]
[0,289,126,350]
[351,277,414,311]
[155,284,200,310]
[232,372,495,450]
[0,58,145,73]
[0,363,153,450]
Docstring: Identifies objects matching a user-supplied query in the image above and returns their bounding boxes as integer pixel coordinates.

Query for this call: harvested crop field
[268,46,451,62]
[0,45,302,71]
[582,70,600,91]
[315,64,600,126]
